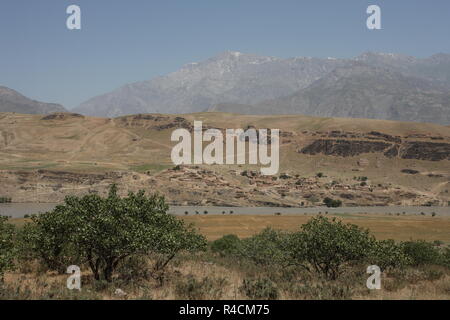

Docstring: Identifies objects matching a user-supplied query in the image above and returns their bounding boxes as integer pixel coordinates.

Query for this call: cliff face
[300,140,391,157]
[300,139,450,161]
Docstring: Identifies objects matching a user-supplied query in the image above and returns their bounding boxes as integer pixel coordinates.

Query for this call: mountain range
[2,51,450,124]
[0,86,66,115]
[72,51,450,125]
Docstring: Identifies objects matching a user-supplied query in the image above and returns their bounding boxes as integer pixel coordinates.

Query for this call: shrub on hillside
[175,276,228,300]
[0,217,16,281]
[290,216,375,280]
[21,185,207,282]
[238,228,290,266]
[323,197,342,208]
[442,247,450,268]
[368,239,411,271]
[240,277,279,300]
[210,234,241,257]
[0,197,12,203]
[401,240,442,266]
[18,209,80,274]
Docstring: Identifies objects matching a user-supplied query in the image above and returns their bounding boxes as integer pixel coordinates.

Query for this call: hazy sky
[1,0,449,109]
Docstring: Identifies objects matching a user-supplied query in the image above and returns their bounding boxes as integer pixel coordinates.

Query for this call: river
[0,203,449,219]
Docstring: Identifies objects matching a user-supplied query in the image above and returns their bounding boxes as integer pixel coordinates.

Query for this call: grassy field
[5,213,450,300]
[181,213,450,243]
[11,213,450,243]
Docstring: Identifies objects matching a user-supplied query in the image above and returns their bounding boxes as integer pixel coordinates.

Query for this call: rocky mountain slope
[74,51,347,117]
[253,63,450,124]
[74,52,450,124]
[0,86,66,115]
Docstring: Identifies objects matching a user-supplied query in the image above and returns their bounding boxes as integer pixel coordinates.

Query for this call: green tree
[293,216,375,280]
[239,228,290,266]
[19,207,79,274]
[323,197,342,208]
[401,240,442,266]
[368,239,411,271]
[24,185,206,282]
[211,234,241,257]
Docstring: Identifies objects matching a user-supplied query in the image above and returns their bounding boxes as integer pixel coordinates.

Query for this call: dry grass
[181,213,450,242]
[3,256,450,300]
[11,213,450,243]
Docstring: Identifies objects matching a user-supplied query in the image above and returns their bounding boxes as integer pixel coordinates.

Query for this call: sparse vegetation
[210,234,241,257]
[323,197,342,208]
[3,209,450,300]
[17,185,206,282]
[0,197,12,203]
[240,278,279,300]
[0,217,16,281]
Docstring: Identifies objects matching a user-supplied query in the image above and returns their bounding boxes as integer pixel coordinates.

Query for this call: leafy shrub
[211,234,241,257]
[369,239,411,271]
[442,247,450,267]
[239,228,290,266]
[323,197,342,208]
[401,240,442,266]
[0,197,12,203]
[240,278,279,300]
[22,185,207,282]
[290,216,375,280]
[0,217,16,281]
[18,210,79,274]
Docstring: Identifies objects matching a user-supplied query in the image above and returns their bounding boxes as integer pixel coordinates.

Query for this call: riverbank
[1,202,449,219]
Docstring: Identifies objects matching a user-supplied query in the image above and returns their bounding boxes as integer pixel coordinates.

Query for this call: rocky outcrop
[401,142,450,161]
[300,139,391,157]
[41,113,84,121]
[301,138,450,161]
[118,114,193,131]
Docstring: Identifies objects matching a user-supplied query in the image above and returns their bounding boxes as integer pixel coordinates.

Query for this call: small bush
[0,217,16,281]
[401,240,442,266]
[175,276,227,300]
[292,281,353,300]
[239,228,290,266]
[240,278,279,300]
[0,197,12,204]
[291,216,375,280]
[369,239,411,271]
[323,197,342,208]
[211,234,241,257]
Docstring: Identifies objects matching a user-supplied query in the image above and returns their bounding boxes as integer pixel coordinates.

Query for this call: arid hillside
[0,112,449,206]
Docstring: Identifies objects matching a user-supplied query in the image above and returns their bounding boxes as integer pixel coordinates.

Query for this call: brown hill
[0,112,449,206]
